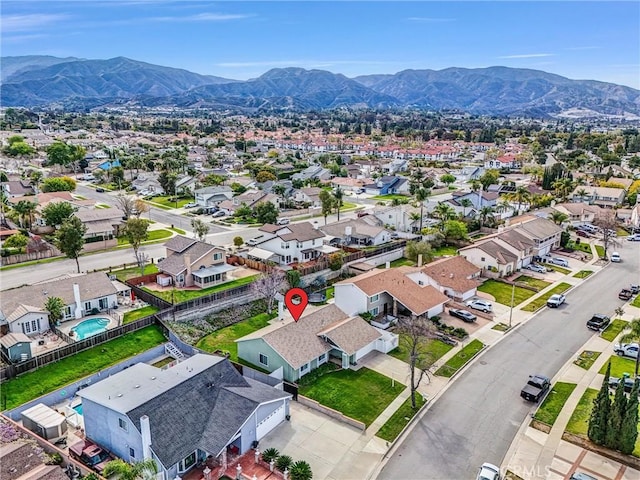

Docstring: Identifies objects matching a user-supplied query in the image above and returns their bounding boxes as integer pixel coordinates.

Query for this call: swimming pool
[71,318,110,340]
[73,404,83,416]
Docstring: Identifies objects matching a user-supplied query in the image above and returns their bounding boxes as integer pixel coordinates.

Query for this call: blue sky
[2,1,639,88]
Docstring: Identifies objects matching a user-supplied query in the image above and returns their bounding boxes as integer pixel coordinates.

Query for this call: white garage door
[256,403,285,440]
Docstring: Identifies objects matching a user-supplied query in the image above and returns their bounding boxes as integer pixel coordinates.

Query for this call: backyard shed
[21,403,68,441]
[0,332,32,362]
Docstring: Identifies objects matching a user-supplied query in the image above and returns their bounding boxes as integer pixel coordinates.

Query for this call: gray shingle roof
[163,235,197,254]
[158,240,223,276]
[278,222,325,242]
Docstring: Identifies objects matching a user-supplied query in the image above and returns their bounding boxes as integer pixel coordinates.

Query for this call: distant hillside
[1,56,639,117]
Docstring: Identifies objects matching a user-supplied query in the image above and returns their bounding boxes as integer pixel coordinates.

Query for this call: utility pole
[509,282,515,328]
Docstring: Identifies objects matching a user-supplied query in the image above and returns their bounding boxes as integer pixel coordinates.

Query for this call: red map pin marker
[285,288,308,322]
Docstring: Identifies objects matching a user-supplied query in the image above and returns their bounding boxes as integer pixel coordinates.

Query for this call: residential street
[378,242,640,480]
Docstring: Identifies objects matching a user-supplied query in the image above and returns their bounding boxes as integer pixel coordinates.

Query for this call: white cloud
[149,13,252,22]
[1,14,70,32]
[498,53,555,59]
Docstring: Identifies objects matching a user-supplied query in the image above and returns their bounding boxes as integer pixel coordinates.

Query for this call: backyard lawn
[299,368,404,426]
[145,275,259,303]
[1,325,166,410]
[118,229,173,245]
[388,334,454,365]
[371,194,411,201]
[431,245,458,257]
[123,305,160,324]
[521,282,571,312]
[573,270,593,279]
[112,264,159,282]
[534,382,577,426]
[376,393,426,442]
[573,351,601,370]
[598,355,637,378]
[513,275,551,291]
[377,257,415,268]
[478,280,536,306]
[196,312,277,361]
[435,339,484,378]
[325,286,335,300]
[600,319,627,342]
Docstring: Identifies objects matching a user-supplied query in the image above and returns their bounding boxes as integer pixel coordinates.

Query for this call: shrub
[452,327,469,339]
[290,460,313,480]
[275,455,293,472]
[45,452,63,465]
[261,447,280,463]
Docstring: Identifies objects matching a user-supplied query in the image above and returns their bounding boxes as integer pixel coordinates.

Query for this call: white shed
[21,403,67,441]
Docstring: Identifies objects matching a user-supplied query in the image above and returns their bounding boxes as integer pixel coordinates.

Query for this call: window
[118,418,128,431]
[84,302,92,312]
[179,451,197,472]
[64,306,72,319]
[318,353,326,363]
[213,252,223,261]
[300,363,309,373]
[259,354,268,366]
[129,448,135,458]
[370,307,379,316]
[480,257,485,262]
[369,294,379,303]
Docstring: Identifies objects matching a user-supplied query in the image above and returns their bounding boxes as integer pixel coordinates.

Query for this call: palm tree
[460,198,473,217]
[552,178,574,202]
[44,296,65,330]
[507,186,531,214]
[478,206,494,229]
[333,186,344,221]
[619,318,640,377]
[576,188,588,202]
[103,459,158,480]
[12,200,38,229]
[415,187,430,233]
[470,180,482,209]
[550,211,569,226]
[290,460,313,480]
[409,212,421,231]
[433,203,456,231]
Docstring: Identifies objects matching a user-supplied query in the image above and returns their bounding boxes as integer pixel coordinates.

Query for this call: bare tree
[251,269,286,314]
[191,218,210,242]
[593,211,621,260]
[134,199,150,218]
[116,194,136,219]
[396,315,437,409]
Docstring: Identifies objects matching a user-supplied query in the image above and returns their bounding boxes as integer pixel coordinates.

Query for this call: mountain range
[1,56,639,118]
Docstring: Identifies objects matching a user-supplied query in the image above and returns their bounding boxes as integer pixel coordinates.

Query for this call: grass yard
[632,295,640,308]
[1,325,166,410]
[598,355,637,378]
[325,286,335,300]
[431,245,458,257]
[521,282,571,312]
[573,270,593,279]
[340,201,357,211]
[594,245,605,258]
[371,194,411,201]
[478,280,536,306]
[388,334,454,364]
[112,264,159,282]
[435,339,484,378]
[600,319,627,342]
[299,367,404,426]
[534,382,577,426]
[146,275,259,303]
[196,312,277,361]
[376,393,426,442]
[514,275,551,291]
[117,229,173,245]
[377,257,415,268]
[569,242,591,254]
[170,227,186,235]
[492,323,511,332]
[574,351,601,370]
[149,196,194,208]
[123,305,160,324]
[545,264,571,275]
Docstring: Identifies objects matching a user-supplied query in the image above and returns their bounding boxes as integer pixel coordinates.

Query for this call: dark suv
[586,314,610,331]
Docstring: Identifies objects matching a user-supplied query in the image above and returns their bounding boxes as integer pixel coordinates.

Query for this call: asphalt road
[378,241,640,480]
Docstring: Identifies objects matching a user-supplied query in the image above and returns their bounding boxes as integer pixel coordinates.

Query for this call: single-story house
[319,218,392,246]
[363,176,409,196]
[571,186,626,208]
[413,256,482,301]
[77,354,291,480]
[237,304,397,382]
[75,208,125,245]
[2,180,36,198]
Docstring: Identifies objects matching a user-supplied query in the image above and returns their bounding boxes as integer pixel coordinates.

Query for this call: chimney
[183,254,192,285]
[72,283,82,319]
[140,415,152,461]
[417,254,423,268]
[345,226,352,237]
[385,261,390,269]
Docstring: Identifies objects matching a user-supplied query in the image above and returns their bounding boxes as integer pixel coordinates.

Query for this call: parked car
[608,375,640,394]
[184,202,197,208]
[95,187,105,193]
[357,211,369,218]
[631,284,640,294]
[247,235,265,246]
[212,211,226,218]
[449,308,477,323]
[546,294,566,308]
[524,263,547,273]
[610,252,621,262]
[466,299,493,313]
[614,342,639,359]
[276,217,290,225]
[69,440,113,473]
[476,462,501,480]
[520,374,551,402]
[550,257,569,267]
[619,289,633,300]
[586,313,611,331]
[627,233,640,241]
[575,230,591,238]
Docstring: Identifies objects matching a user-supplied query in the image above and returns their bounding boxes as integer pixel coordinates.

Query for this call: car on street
[550,257,569,267]
[449,308,477,323]
[586,313,611,331]
[520,374,551,402]
[627,233,640,241]
[276,217,290,225]
[95,187,105,193]
[524,263,547,273]
[610,252,621,262]
[184,202,197,208]
[476,462,501,480]
[546,294,566,308]
[575,230,591,238]
[631,284,640,294]
[466,299,493,313]
[614,342,639,359]
[619,289,633,300]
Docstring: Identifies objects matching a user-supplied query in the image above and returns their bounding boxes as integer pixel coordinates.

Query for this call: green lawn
[573,270,593,279]
[149,196,194,208]
[388,334,454,364]
[371,194,411,201]
[145,275,259,303]
[478,280,536,306]
[112,264,159,282]
[299,368,404,426]
[123,305,160,324]
[118,229,173,245]
[435,339,484,378]
[513,275,551,291]
[1,325,166,410]
[376,393,426,442]
[376,257,415,269]
[566,388,598,436]
[534,382,577,426]
[545,264,571,275]
[598,355,637,378]
[325,286,335,300]
[340,201,357,211]
[632,295,640,308]
[600,319,627,342]
[521,282,572,312]
[574,351,601,370]
[569,241,591,254]
[492,323,511,332]
[431,245,458,257]
[196,312,277,361]
[594,245,605,258]
[170,227,186,235]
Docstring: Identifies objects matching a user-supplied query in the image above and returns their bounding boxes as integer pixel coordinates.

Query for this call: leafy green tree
[253,201,279,224]
[122,218,149,272]
[606,376,628,450]
[550,211,568,226]
[289,460,313,480]
[158,171,177,196]
[286,269,301,289]
[44,296,65,330]
[319,189,336,225]
[41,202,76,228]
[190,218,210,242]
[3,138,35,157]
[620,379,639,454]
[256,170,277,183]
[55,216,86,273]
[433,203,456,231]
[479,169,500,191]
[102,458,157,480]
[405,241,433,264]
[440,174,456,187]
[46,142,72,168]
[4,233,29,251]
[233,236,244,247]
[619,318,640,377]
[42,177,76,192]
[234,203,253,219]
[588,362,611,445]
[201,174,225,186]
[443,220,468,242]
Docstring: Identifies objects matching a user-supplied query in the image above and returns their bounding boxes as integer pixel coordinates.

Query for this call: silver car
[476,462,500,480]
[466,299,493,313]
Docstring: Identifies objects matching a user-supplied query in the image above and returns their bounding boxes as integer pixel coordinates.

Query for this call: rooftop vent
[135,385,141,389]
[151,376,156,380]
[117,393,123,397]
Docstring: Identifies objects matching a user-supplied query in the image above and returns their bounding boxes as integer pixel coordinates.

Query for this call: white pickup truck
[546,294,566,308]
[614,343,639,359]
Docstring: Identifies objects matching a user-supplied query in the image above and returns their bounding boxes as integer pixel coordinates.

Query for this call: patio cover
[314,244,340,254]
[111,280,131,293]
[247,247,277,260]
[191,264,237,278]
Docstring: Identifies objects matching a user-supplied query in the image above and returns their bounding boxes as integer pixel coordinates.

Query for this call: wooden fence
[227,256,272,272]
